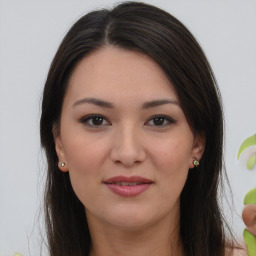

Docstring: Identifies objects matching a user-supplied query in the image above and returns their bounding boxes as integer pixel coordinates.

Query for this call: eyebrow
[73,97,179,109]
[73,98,114,108]
[142,99,179,109]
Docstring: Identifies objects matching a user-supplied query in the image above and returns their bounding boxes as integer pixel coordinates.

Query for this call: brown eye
[152,117,165,126]
[91,116,104,125]
[80,114,110,127]
[146,115,175,127]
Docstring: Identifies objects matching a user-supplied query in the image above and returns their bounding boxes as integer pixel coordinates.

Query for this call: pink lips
[103,176,153,197]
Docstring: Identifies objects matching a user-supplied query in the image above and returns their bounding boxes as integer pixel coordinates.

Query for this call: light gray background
[0,0,256,255]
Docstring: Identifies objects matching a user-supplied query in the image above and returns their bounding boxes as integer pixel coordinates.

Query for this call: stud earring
[193,159,199,167]
[61,162,65,167]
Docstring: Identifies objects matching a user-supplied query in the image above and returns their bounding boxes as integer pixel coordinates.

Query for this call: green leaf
[247,155,256,170]
[238,134,256,159]
[243,229,256,256]
[244,189,256,205]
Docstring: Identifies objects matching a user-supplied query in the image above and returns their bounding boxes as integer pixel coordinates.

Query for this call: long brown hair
[40,2,234,255]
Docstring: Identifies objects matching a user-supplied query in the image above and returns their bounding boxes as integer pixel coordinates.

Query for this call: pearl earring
[61,162,65,167]
[193,159,199,167]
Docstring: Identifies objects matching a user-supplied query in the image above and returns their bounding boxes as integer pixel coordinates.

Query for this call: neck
[87,212,183,256]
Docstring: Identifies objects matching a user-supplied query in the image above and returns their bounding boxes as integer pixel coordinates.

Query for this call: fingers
[242,204,256,237]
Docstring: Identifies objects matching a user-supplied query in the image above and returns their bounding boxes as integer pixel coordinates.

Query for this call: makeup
[104,176,153,197]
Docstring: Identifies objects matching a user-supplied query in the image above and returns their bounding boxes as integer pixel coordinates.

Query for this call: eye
[80,114,110,127]
[146,115,175,127]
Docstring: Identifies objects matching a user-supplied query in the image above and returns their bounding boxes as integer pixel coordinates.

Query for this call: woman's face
[55,46,204,230]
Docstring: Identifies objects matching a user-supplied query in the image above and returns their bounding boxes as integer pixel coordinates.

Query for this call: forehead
[65,46,178,104]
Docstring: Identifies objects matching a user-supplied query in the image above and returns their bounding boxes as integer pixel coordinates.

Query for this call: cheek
[63,134,109,206]
[148,136,192,199]
[62,132,108,183]
[63,131,108,172]
[151,137,192,173]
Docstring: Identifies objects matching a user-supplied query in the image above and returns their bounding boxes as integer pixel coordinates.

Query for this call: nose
[110,125,146,167]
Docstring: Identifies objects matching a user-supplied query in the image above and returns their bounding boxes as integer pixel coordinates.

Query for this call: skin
[242,204,256,236]
[54,46,205,256]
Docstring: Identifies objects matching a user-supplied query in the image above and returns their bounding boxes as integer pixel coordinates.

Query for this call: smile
[103,176,153,197]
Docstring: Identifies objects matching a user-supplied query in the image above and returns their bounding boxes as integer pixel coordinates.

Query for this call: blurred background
[0,0,255,255]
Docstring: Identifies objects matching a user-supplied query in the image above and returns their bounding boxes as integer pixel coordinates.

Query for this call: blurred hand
[242,204,256,236]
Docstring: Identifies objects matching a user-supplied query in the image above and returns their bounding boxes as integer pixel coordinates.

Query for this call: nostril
[113,158,139,168]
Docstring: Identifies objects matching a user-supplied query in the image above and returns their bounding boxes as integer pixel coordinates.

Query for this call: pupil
[92,116,103,125]
[153,117,164,126]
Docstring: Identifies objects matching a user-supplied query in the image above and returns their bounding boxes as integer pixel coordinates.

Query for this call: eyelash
[80,114,110,127]
[146,114,175,127]
[80,114,175,128]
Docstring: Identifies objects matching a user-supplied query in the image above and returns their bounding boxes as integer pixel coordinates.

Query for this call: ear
[189,132,205,169]
[53,126,69,172]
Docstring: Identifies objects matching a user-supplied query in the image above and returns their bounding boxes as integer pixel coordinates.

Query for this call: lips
[103,176,153,197]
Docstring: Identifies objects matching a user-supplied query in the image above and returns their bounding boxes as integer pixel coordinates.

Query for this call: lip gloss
[105,183,152,197]
[103,176,153,197]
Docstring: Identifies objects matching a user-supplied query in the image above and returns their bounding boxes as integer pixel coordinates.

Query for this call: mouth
[103,176,153,197]
[107,182,146,186]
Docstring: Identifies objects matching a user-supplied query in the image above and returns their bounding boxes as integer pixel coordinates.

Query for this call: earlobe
[53,127,69,172]
[189,132,205,169]
[58,161,68,172]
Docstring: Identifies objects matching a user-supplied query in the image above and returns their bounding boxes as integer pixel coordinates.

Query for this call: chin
[108,214,153,230]
[107,203,165,230]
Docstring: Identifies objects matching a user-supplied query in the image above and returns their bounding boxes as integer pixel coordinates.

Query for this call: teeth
[113,182,141,186]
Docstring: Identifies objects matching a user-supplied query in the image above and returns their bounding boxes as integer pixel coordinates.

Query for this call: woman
[40,2,245,255]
